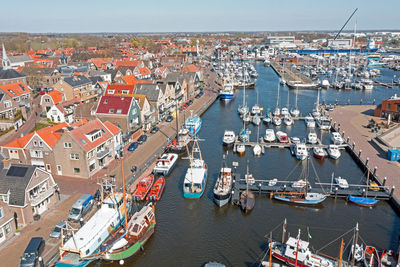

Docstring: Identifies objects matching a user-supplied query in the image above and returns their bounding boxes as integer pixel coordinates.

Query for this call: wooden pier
[375,81,394,88]
[271,62,318,89]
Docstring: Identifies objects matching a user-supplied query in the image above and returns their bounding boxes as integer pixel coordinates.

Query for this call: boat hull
[273,195,326,205]
[103,223,155,261]
[348,196,378,207]
[219,93,234,101]
[183,169,208,199]
[213,192,231,207]
[153,159,177,176]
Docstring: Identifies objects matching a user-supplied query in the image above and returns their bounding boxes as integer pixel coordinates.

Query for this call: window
[9,149,19,160]
[89,163,95,172]
[39,141,43,147]
[122,90,129,94]
[74,168,80,174]
[107,90,114,95]
[90,132,102,142]
[4,100,11,108]
[30,150,43,158]
[70,153,79,160]
[33,141,38,147]
[388,103,391,110]
[109,109,114,113]
[45,98,50,103]
[116,109,122,114]
[64,142,72,148]
[5,223,10,234]
[0,208,2,218]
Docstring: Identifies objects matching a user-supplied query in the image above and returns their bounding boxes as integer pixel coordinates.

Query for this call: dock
[374,80,394,88]
[271,61,318,89]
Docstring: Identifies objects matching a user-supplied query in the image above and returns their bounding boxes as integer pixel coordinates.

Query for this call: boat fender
[140,246,144,251]
[119,260,125,265]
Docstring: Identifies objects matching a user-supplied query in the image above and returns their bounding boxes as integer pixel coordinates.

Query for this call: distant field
[31,41,58,50]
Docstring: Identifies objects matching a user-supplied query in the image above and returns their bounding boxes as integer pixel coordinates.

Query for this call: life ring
[293,251,297,256]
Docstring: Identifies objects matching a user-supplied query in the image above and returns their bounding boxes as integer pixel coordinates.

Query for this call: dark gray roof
[89,76,103,85]
[0,164,36,207]
[64,75,92,87]
[0,68,25,80]
[135,84,161,102]
[8,55,33,64]
[0,154,3,170]
[104,69,118,81]
[165,72,185,84]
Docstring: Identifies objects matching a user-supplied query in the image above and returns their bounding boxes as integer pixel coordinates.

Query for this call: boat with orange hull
[132,174,154,201]
[146,176,165,201]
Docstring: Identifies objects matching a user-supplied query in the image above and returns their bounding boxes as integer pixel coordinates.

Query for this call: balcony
[97,148,110,159]
[30,188,55,206]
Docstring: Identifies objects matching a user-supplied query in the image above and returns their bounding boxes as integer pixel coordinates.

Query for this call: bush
[0,126,15,136]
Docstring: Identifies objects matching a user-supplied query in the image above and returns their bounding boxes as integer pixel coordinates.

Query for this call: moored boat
[313,147,325,159]
[153,153,178,175]
[334,176,349,189]
[295,143,308,160]
[364,246,380,267]
[327,145,341,159]
[307,132,318,144]
[146,176,165,201]
[264,129,276,142]
[168,128,192,154]
[276,131,288,143]
[222,130,236,146]
[348,195,378,207]
[132,174,154,201]
[183,111,202,136]
[213,159,233,207]
[380,249,398,267]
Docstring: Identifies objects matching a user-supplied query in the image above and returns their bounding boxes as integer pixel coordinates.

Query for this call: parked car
[128,142,138,151]
[137,134,148,144]
[198,91,204,97]
[166,115,174,122]
[19,237,45,267]
[49,221,69,239]
[150,126,159,134]
[182,104,188,110]
[131,165,137,173]
[68,194,94,222]
[186,100,193,106]
[195,93,201,99]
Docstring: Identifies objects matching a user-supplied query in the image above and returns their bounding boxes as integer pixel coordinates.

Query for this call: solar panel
[6,166,28,177]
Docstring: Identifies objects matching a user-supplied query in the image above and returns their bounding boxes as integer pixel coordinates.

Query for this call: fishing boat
[331,132,344,145]
[240,163,255,213]
[222,130,236,146]
[264,129,276,142]
[276,131,288,143]
[295,143,308,161]
[307,132,318,144]
[334,176,349,189]
[183,111,202,136]
[327,145,341,159]
[274,157,326,205]
[304,116,315,128]
[273,116,282,126]
[168,128,192,155]
[213,158,233,207]
[146,176,165,201]
[183,138,208,198]
[56,192,131,267]
[364,246,380,267]
[380,249,398,267]
[132,174,154,201]
[100,203,156,262]
[153,153,178,175]
[219,78,235,101]
[313,147,326,160]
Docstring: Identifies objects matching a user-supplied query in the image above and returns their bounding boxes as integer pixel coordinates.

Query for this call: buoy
[119,259,124,265]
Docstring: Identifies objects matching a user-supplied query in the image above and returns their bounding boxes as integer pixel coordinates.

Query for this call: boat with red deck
[146,176,165,201]
[132,174,154,201]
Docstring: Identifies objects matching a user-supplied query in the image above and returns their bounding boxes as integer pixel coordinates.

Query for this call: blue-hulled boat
[219,78,235,101]
[183,138,207,199]
[183,111,202,136]
[348,196,378,207]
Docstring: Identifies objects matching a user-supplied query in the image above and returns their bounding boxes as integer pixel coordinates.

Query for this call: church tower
[2,43,11,70]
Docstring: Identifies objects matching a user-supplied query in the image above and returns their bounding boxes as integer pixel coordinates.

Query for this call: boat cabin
[284,237,309,262]
[128,205,155,238]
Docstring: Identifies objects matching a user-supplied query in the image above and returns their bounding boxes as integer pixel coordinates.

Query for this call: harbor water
[103,63,400,267]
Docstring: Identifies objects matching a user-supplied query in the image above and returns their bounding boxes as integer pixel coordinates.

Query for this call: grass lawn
[31,123,49,132]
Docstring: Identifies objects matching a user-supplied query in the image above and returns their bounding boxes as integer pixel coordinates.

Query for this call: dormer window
[107,90,115,94]
[85,129,102,142]
[104,99,108,104]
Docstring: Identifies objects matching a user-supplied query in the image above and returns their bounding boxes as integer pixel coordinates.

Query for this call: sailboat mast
[305,156,309,195]
[338,239,344,267]
[175,96,179,139]
[351,223,359,266]
[294,229,301,267]
[282,218,287,243]
[269,232,273,267]
[366,170,370,198]
[276,81,280,108]
[121,157,128,229]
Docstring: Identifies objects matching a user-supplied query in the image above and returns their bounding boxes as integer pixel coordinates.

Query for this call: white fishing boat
[213,158,233,207]
[222,130,236,146]
[264,129,276,142]
[304,116,316,128]
[307,132,318,144]
[327,145,341,159]
[334,176,349,189]
[331,132,344,145]
[153,153,178,175]
[273,116,282,126]
[295,143,308,160]
[276,131,288,143]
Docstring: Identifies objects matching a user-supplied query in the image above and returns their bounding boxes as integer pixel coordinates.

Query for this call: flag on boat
[307,227,312,239]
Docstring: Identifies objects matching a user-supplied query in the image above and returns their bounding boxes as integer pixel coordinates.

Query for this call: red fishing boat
[381,249,398,267]
[132,174,154,201]
[364,246,380,267]
[146,176,165,201]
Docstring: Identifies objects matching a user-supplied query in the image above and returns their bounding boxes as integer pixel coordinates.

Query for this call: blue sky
[1,0,399,33]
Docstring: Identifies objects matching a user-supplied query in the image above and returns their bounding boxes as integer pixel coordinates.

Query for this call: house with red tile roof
[53,75,95,102]
[133,67,151,79]
[0,81,32,130]
[95,95,141,133]
[46,98,78,124]
[1,119,121,179]
[40,90,65,113]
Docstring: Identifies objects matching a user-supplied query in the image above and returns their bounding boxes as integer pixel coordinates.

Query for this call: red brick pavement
[330,105,400,199]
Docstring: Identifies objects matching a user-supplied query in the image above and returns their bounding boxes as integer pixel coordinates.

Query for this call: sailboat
[168,102,192,154]
[348,170,378,207]
[253,125,262,156]
[240,162,255,213]
[290,86,300,117]
[251,91,261,115]
[238,70,248,115]
[183,137,208,198]
[273,157,326,205]
[239,120,250,142]
[273,80,281,117]
[99,160,156,262]
[312,88,321,118]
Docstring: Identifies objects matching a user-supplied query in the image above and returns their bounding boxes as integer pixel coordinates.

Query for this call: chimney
[3,158,11,169]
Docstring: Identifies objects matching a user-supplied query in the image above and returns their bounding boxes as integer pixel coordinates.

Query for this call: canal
[105,64,400,267]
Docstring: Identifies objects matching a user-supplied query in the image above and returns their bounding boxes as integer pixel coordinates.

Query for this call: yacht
[236,144,245,155]
[252,115,261,125]
[316,116,331,130]
[283,115,293,126]
[273,116,282,126]
[290,108,300,118]
[264,129,276,142]
[307,132,318,144]
[222,130,236,146]
[331,132,344,145]
[153,153,178,175]
[242,111,251,122]
[253,144,262,156]
[313,147,326,160]
[295,143,308,160]
[281,107,289,117]
[276,131,288,143]
[273,107,281,117]
[327,145,341,159]
[334,176,349,189]
[291,137,300,144]
[304,116,315,128]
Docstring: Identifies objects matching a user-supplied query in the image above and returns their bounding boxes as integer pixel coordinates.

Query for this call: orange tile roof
[0,82,31,98]
[47,90,64,104]
[183,64,200,73]
[138,67,150,76]
[116,60,141,68]
[103,121,121,135]
[3,122,69,149]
